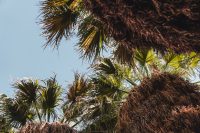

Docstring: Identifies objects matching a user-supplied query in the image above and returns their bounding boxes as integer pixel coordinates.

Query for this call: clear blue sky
[0,0,89,97]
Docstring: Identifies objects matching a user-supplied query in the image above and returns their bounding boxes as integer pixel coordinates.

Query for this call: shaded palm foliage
[40,0,114,61]
[0,94,14,132]
[40,0,200,64]
[84,0,200,53]
[13,79,42,122]
[62,59,132,132]
[0,76,62,132]
[1,53,200,132]
[117,73,200,133]
[62,52,200,132]
[0,95,34,128]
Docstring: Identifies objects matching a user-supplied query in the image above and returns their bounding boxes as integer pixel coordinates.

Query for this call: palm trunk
[47,112,50,122]
[34,103,42,122]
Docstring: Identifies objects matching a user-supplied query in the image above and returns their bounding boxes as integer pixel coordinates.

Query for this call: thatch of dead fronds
[117,73,200,133]
[19,122,77,133]
[84,0,200,53]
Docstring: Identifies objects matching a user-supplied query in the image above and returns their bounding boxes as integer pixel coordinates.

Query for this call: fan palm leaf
[40,0,81,47]
[78,15,108,60]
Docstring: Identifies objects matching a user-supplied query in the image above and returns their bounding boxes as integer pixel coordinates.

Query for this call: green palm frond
[163,52,180,69]
[135,49,155,67]
[40,76,62,122]
[134,49,156,76]
[67,73,92,103]
[92,74,128,99]
[40,0,81,47]
[1,96,34,128]
[13,79,40,104]
[81,96,118,132]
[77,15,108,60]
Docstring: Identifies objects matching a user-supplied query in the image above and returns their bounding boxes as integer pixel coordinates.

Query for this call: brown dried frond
[19,122,77,133]
[83,0,200,53]
[117,73,200,133]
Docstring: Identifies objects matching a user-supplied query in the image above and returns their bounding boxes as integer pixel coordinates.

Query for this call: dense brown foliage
[84,0,200,53]
[19,122,77,133]
[117,73,200,133]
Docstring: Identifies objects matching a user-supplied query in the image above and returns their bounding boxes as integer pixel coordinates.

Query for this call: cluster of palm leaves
[63,59,131,132]
[1,51,200,132]
[0,76,62,132]
[40,0,116,62]
[61,50,200,132]
[40,0,200,67]
[1,0,200,132]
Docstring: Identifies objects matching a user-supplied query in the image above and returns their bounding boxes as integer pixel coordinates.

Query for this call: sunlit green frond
[135,49,155,67]
[78,15,108,60]
[163,52,180,69]
[188,52,200,68]
[40,0,81,47]
[134,49,156,76]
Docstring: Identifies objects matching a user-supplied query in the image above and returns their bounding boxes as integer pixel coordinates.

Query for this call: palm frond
[13,79,40,104]
[113,44,135,65]
[40,76,62,122]
[40,0,81,47]
[93,58,116,75]
[1,96,34,128]
[67,73,92,103]
[77,15,108,61]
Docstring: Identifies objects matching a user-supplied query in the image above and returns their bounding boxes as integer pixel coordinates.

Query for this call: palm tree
[40,0,200,63]
[0,76,63,132]
[117,73,200,133]
[84,0,200,53]
[0,94,12,132]
[62,59,134,132]
[0,94,34,128]
[13,79,42,122]
[77,15,110,61]
[39,76,62,122]
[62,53,200,131]
[40,0,81,47]
[40,0,112,61]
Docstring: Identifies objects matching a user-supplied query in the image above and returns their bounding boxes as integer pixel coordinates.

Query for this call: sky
[0,0,89,97]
